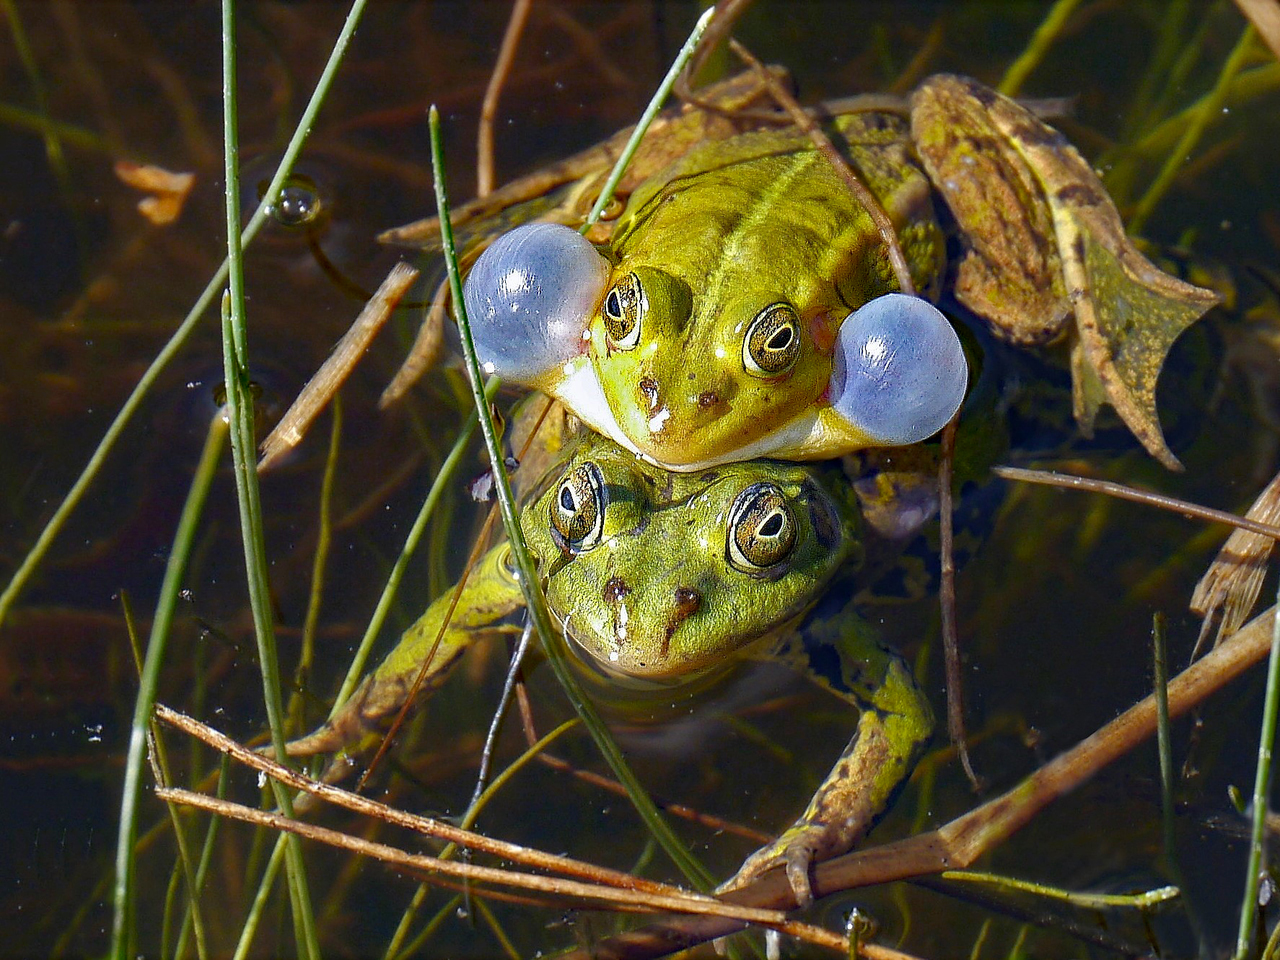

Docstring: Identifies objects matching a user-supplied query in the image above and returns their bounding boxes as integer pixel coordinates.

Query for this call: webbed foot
[720,821,849,908]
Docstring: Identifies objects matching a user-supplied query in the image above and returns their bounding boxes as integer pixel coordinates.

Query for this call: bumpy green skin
[288,431,933,902]
[564,111,947,468]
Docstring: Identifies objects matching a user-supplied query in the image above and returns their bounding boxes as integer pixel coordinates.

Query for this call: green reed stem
[430,106,713,892]
[1129,24,1257,235]
[1,0,75,214]
[120,595,210,960]
[1234,545,1280,956]
[1120,0,1192,140]
[998,0,1085,97]
[584,5,713,227]
[390,893,464,960]
[218,3,318,956]
[174,754,229,960]
[232,834,289,960]
[475,897,520,960]
[290,396,342,732]
[0,0,371,631]
[939,871,1179,910]
[109,412,227,960]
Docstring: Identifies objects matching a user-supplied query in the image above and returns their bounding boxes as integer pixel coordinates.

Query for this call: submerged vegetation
[2,1,1280,957]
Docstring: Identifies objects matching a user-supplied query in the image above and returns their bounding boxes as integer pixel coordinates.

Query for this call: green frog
[450,74,1217,472]
[286,426,934,906]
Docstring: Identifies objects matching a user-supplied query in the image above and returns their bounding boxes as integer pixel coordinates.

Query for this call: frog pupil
[767,328,792,351]
[560,487,576,511]
[605,289,621,319]
[760,512,784,537]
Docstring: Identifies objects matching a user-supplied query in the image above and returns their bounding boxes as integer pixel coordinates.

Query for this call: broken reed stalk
[476,0,534,198]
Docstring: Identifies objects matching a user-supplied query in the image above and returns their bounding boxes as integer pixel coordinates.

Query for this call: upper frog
[456,74,1218,471]
[287,425,933,904]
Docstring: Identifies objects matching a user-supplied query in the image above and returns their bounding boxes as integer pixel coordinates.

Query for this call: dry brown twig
[476,0,534,198]
[153,704,848,953]
[258,260,419,471]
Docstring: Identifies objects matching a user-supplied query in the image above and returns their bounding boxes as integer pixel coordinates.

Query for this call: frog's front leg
[283,544,525,765]
[725,608,933,906]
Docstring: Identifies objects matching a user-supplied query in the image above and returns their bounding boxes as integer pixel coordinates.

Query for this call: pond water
[1,1,1279,957]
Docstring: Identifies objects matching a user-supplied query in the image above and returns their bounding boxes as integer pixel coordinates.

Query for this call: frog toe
[721,825,827,908]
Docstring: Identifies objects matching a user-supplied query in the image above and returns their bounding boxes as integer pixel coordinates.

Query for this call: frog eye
[828,293,968,445]
[549,461,607,553]
[742,303,801,376]
[461,223,609,383]
[727,482,797,572]
[601,272,647,350]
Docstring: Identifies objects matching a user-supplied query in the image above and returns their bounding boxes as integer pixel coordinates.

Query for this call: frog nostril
[638,377,660,411]
[603,576,631,604]
[672,586,702,619]
[696,391,721,410]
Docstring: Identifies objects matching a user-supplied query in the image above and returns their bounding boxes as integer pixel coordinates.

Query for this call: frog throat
[551,358,828,472]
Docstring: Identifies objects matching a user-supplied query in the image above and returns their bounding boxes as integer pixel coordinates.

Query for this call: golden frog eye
[727,482,797,572]
[742,303,801,376]
[601,272,647,350]
[549,462,606,553]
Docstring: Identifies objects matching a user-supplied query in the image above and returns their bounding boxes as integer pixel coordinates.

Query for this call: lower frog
[286,427,934,906]
[439,73,1216,471]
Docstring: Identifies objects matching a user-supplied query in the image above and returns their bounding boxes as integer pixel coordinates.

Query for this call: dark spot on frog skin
[698,471,720,483]
[962,78,999,108]
[1010,120,1068,150]
[661,587,702,657]
[603,577,631,604]
[697,391,721,409]
[1055,182,1104,207]
[673,586,702,618]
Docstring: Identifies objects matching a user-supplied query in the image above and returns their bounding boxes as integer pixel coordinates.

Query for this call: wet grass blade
[429,106,713,892]
[998,0,1086,96]
[1234,572,1280,956]
[1129,23,1258,234]
[109,413,226,960]
[0,0,372,631]
[218,2,317,955]
[583,6,713,227]
[333,405,481,710]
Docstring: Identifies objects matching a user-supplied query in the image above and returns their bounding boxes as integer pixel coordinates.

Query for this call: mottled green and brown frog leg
[283,544,524,770]
[724,604,933,906]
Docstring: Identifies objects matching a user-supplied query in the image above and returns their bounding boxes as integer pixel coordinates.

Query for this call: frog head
[520,434,862,681]
[584,259,837,467]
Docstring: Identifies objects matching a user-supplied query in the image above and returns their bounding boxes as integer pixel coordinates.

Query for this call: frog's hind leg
[727,608,933,906]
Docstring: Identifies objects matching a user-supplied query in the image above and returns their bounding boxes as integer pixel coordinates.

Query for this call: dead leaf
[113,161,195,226]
